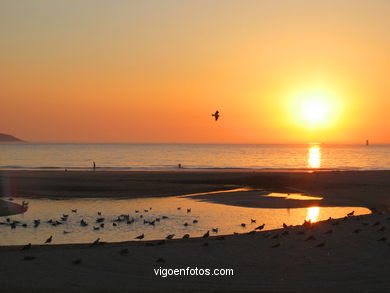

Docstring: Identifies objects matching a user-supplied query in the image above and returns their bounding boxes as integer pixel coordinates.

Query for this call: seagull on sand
[166,234,175,240]
[45,236,53,243]
[255,224,265,230]
[203,231,210,238]
[33,219,40,227]
[91,238,100,246]
[211,110,220,121]
[21,243,32,250]
[135,233,144,240]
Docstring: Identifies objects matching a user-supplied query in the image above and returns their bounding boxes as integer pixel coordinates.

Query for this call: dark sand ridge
[1,170,390,210]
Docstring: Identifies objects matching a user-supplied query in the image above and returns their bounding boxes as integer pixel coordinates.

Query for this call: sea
[0,143,390,171]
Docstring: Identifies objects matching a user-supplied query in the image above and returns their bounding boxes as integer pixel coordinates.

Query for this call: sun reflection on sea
[306,206,320,223]
[308,144,321,168]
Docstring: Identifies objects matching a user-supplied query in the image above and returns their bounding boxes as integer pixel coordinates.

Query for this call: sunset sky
[1,0,389,143]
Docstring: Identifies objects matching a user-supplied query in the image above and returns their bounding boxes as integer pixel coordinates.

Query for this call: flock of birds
[1,203,267,251]
[3,202,390,264]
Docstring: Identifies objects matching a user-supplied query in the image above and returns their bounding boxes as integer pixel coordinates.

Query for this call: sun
[300,98,330,126]
[288,88,341,129]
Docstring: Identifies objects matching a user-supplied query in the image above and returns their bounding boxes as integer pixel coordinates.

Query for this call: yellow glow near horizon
[306,207,320,223]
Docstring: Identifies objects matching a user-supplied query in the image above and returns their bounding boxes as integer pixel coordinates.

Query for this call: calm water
[1,143,390,170]
[0,192,370,245]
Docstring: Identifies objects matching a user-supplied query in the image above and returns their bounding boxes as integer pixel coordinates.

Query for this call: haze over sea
[1,143,389,171]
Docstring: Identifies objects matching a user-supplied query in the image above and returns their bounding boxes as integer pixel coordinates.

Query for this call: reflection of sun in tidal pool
[306,206,320,222]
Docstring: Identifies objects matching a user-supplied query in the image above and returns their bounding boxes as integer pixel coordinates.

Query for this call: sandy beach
[0,170,390,292]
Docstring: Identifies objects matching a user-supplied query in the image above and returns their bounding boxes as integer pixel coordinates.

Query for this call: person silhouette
[93,161,96,171]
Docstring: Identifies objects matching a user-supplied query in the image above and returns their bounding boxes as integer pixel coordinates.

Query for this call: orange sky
[1,0,389,143]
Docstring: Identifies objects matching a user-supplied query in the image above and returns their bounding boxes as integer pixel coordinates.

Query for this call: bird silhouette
[211,110,220,121]
[45,236,53,243]
[166,234,175,240]
[203,231,210,238]
[135,233,144,240]
[255,224,265,230]
[21,243,32,250]
[91,238,100,246]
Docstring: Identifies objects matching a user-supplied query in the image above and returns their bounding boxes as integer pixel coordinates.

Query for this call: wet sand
[1,169,390,209]
[1,170,390,292]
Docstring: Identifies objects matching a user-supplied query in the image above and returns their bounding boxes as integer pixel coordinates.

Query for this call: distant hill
[0,133,25,142]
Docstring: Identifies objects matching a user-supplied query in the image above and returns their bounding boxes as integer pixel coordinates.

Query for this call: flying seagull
[211,110,220,121]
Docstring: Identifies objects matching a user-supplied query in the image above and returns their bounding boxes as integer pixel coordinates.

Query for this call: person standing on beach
[93,161,96,171]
